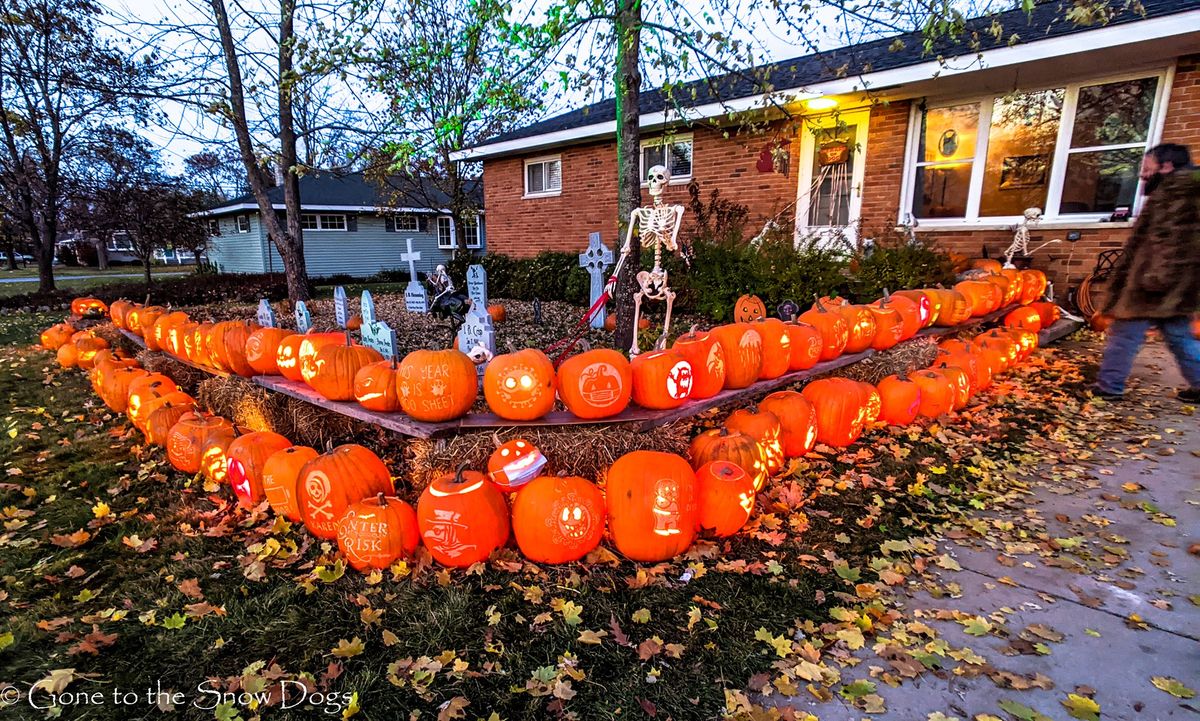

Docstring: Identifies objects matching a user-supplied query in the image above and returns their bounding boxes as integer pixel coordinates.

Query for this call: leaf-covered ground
[0,311,1196,721]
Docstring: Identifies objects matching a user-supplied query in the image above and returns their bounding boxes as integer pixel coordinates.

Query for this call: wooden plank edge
[1038,317,1084,346]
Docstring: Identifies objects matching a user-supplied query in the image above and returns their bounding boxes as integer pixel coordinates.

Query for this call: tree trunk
[96,239,109,270]
[143,257,152,285]
[36,217,56,293]
[193,249,203,268]
[612,0,642,352]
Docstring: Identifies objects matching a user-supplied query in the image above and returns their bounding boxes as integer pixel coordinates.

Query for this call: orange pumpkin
[710,323,763,389]
[129,305,166,338]
[929,288,971,326]
[97,366,149,413]
[937,365,971,410]
[275,333,309,381]
[970,258,1003,274]
[955,279,999,317]
[73,337,110,369]
[40,322,76,350]
[556,349,632,419]
[605,451,697,562]
[911,370,954,418]
[695,460,755,538]
[417,463,510,568]
[166,412,236,475]
[797,298,849,361]
[872,291,922,340]
[261,446,319,522]
[785,322,823,371]
[1019,269,1047,304]
[244,328,295,376]
[753,318,792,380]
[631,348,693,409]
[801,378,867,447]
[337,494,420,571]
[856,381,882,424]
[487,438,548,492]
[298,444,394,539]
[297,332,345,384]
[127,376,178,429]
[307,342,384,401]
[486,304,507,323]
[511,474,606,564]
[672,327,726,399]
[148,311,188,352]
[876,374,922,426]
[1004,306,1043,333]
[109,300,136,329]
[733,294,766,322]
[352,361,401,412]
[891,289,936,328]
[759,391,817,459]
[999,268,1024,304]
[226,431,293,507]
[70,296,108,318]
[725,406,784,475]
[144,399,196,447]
[395,348,479,421]
[866,303,905,351]
[839,305,877,354]
[1029,301,1061,329]
[483,348,556,421]
[688,427,767,491]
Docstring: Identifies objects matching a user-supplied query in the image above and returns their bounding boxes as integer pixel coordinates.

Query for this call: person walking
[1094,143,1200,402]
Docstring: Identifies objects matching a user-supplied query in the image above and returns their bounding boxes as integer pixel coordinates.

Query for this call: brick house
[456,0,1198,291]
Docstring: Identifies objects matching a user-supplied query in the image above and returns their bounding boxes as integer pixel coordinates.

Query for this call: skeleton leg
[630,290,645,357]
[657,289,676,351]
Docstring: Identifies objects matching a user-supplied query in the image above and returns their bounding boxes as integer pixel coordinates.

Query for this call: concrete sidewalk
[794,339,1199,720]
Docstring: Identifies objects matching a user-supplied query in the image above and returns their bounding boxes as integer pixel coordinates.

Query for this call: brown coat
[1105,169,1200,320]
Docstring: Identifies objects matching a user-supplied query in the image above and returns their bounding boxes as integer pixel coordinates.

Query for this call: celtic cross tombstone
[578,232,613,328]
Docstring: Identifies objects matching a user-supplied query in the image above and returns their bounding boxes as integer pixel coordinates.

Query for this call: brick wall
[859,100,912,233]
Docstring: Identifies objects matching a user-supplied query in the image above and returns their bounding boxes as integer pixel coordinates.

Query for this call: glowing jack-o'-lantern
[483,348,556,421]
[336,493,420,572]
[226,431,293,507]
[725,406,784,474]
[166,412,236,475]
[298,444,394,539]
[417,463,511,568]
[275,333,307,381]
[556,349,632,419]
[487,438,547,492]
[70,297,108,319]
[605,451,697,562]
[631,349,693,410]
[261,445,319,521]
[511,474,606,564]
[689,427,768,491]
[395,348,479,421]
[710,323,763,389]
[753,318,792,380]
[672,327,726,399]
[695,460,755,537]
[733,294,767,323]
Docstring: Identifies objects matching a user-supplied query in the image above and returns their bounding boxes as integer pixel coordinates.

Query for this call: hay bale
[834,336,939,385]
[195,375,371,448]
[138,352,210,392]
[92,322,138,356]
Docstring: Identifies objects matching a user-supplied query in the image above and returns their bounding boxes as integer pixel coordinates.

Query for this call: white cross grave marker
[401,237,429,312]
[579,232,613,328]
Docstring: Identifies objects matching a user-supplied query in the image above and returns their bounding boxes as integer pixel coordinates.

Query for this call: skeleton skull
[647,164,669,197]
[1022,207,1043,222]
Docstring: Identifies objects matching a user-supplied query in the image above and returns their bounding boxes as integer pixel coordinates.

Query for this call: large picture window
[906,72,1165,223]
[641,135,693,183]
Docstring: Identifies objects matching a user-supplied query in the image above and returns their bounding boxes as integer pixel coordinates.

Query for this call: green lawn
[0,267,193,298]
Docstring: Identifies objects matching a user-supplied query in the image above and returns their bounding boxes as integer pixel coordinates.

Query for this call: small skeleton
[1003,207,1061,268]
[613,164,685,355]
[427,264,454,304]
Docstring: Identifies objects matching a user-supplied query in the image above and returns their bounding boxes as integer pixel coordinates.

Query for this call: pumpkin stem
[812,294,827,313]
[376,492,385,505]
[345,329,352,346]
[453,461,471,485]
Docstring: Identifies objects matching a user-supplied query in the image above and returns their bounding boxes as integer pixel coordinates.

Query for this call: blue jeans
[1096,317,1200,394]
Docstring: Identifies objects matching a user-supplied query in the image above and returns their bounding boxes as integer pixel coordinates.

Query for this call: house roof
[202,171,483,216]
[458,0,1197,159]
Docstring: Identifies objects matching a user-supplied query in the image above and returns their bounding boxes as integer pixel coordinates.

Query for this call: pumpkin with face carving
[417,463,510,568]
[605,451,697,562]
[511,474,606,564]
[733,294,766,323]
[556,349,631,419]
[484,348,556,421]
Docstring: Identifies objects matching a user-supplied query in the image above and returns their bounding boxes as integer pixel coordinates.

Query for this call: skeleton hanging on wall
[612,164,685,356]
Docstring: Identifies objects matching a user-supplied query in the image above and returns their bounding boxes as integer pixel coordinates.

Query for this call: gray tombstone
[358,290,397,360]
[532,297,543,325]
[333,286,349,328]
[294,301,312,333]
[360,290,377,325]
[401,237,429,313]
[578,232,614,328]
[456,306,496,382]
[777,299,799,321]
[466,264,488,308]
[256,299,277,328]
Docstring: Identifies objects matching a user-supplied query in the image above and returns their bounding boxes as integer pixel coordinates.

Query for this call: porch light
[806,97,838,111]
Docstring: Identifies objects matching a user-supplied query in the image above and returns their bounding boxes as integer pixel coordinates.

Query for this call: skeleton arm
[605,210,643,296]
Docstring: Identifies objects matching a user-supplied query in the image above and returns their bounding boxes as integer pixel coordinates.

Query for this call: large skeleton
[613,164,685,356]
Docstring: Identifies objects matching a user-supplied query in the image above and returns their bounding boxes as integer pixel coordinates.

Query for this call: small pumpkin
[1029,301,1061,330]
[261,446,319,522]
[672,326,726,399]
[970,258,1003,274]
[397,348,479,421]
[298,444,394,540]
[70,296,108,319]
[486,304,507,323]
[40,322,76,350]
[307,340,384,401]
[839,305,878,354]
[1004,306,1043,333]
[487,438,548,492]
[353,360,402,412]
[144,398,196,447]
[417,463,511,568]
[797,298,849,361]
[801,378,867,447]
[688,427,767,491]
[483,348,556,421]
[876,374,922,426]
[1019,269,1048,304]
[733,294,767,322]
[337,493,420,571]
[127,377,179,429]
[297,332,346,384]
[631,348,693,410]
[872,290,923,339]
[725,406,784,475]
[709,323,763,389]
[556,349,632,419]
[245,327,295,376]
[605,451,697,562]
[511,474,606,564]
[275,333,309,381]
[73,337,110,369]
[866,303,905,351]
[695,460,755,538]
[109,300,136,329]
[226,431,293,507]
[911,370,955,418]
[759,391,817,458]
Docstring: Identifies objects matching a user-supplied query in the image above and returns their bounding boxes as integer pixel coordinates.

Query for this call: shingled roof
[479,0,1193,147]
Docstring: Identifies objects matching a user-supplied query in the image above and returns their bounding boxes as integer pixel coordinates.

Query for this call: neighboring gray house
[198,172,484,277]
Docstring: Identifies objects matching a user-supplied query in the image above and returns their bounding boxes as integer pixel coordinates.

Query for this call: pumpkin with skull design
[511,474,606,564]
[605,451,698,562]
[487,438,548,492]
[297,444,394,539]
[556,349,631,419]
[733,294,766,323]
[671,326,726,399]
[417,463,511,568]
[630,348,693,409]
[483,348,556,421]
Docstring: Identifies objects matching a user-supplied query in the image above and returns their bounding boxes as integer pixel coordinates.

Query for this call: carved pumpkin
[109,300,136,329]
[801,378,867,447]
[911,370,955,418]
[512,474,606,564]
[785,322,823,371]
[166,412,236,475]
[207,321,258,376]
[70,296,108,319]
[297,332,345,384]
[307,341,384,401]
[855,381,882,424]
[871,290,923,339]
[1006,327,1039,359]
[245,328,295,376]
[605,451,697,562]
[999,268,1024,304]
[631,348,693,409]
[40,322,76,350]
[73,337,110,369]
[144,398,196,446]
[127,377,178,429]
[352,361,401,412]
[1004,306,1043,333]
[970,258,1003,274]
[487,438,548,492]
[1019,269,1047,304]
[753,318,792,379]
[1029,301,1061,330]
[298,444,394,539]
[759,391,817,458]
[710,323,763,389]
[933,348,981,394]
[395,348,479,421]
[891,289,936,328]
[337,494,420,571]
[262,446,319,522]
[955,279,1000,317]
[556,349,632,419]
[733,294,766,323]
[148,311,188,352]
[688,427,768,491]
[275,333,309,382]
[937,365,971,410]
[974,336,1016,372]
[672,327,726,399]
[876,374,922,426]
[797,298,849,361]
[839,305,878,354]
[98,366,149,413]
[226,431,293,507]
[695,460,755,538]
[130,305,166,338]
[929,288,971,326]
[484,348,556,421]
[866,303,905,351]
[417,463,510,568]
[725,406,784,474]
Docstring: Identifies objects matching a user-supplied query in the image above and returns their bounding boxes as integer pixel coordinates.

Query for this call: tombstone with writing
[294,301,312,333]
[578,232,613,328]
[401,238,429,313]
[333,286,349,328]
[358,290,398,360]
[257,299,277,328]
[777,299,799,321]
[456,306,496,382]
[466,264,488,309]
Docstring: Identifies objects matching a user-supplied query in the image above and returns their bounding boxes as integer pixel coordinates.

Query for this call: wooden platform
[119,304,1052,439]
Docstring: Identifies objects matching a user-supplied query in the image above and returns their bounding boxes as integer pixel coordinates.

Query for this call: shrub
[844,243,957,301]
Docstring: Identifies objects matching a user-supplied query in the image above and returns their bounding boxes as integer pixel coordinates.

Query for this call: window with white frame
[236,215,250,233]
[524,156,562,196]
[207,219,220,236]
[107,233,133,252]
[462,216,481,248]
[394,214,419,232]
[438,216,482,249]
[905,72,1165,222]
[437,217,453,248]
[301,213,347,231]
[641,134,693,183]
